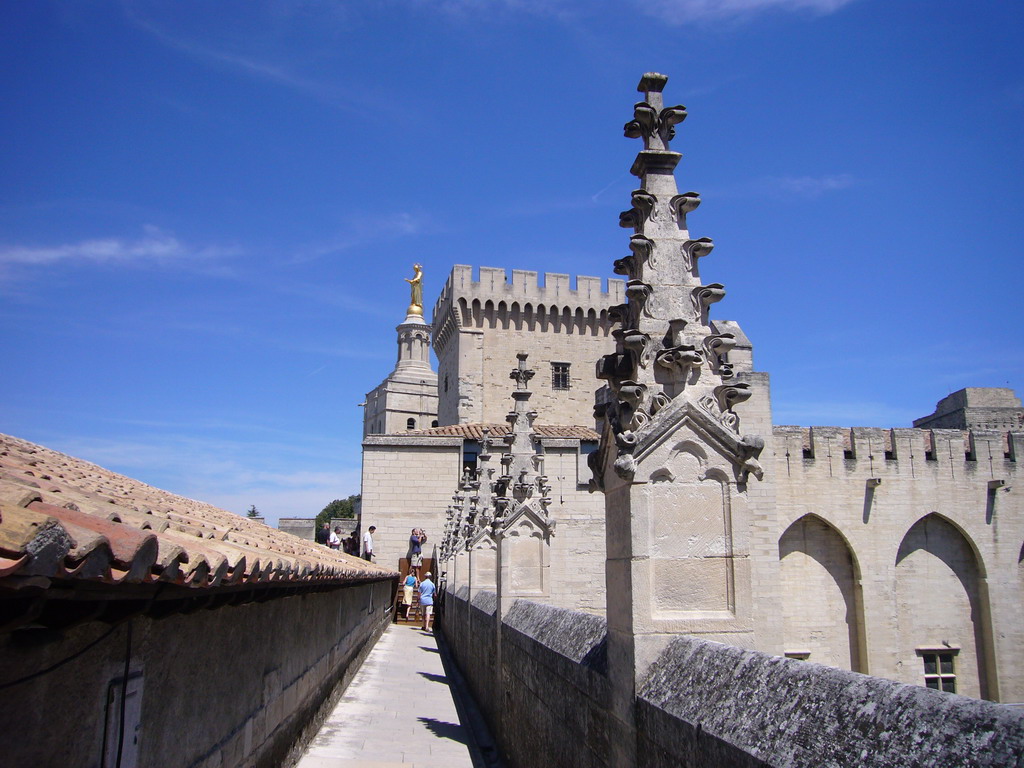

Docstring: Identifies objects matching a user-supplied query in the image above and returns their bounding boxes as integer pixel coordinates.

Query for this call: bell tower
[363,266,439,435]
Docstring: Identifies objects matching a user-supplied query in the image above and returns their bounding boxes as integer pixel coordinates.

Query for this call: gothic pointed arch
[894,513,992,699]
[779,514,865,672]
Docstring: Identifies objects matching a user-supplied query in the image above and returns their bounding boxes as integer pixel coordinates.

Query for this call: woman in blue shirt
[418,573,436,632]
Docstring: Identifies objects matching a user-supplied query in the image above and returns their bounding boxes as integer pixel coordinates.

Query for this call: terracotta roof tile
[0,433,396,604]
[404,422,600,440]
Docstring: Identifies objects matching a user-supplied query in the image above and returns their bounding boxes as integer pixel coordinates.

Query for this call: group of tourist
[401,568,435,632]
[398,528,434,630]
[315,522,361,556]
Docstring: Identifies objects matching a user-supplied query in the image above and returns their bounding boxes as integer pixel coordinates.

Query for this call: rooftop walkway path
[295,622,498,768]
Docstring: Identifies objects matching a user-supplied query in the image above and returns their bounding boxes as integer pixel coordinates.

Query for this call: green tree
[246,504,260,518]
[315,495,359,528]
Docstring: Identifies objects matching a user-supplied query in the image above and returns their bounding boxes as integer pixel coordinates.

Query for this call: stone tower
[595,73,773,764]
[431,265,624,427]
[363,269,439,436]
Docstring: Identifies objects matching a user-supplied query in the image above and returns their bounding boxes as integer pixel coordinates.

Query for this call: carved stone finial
[637,72,668,94]
[593,74,765,492]
[509,352,535,391]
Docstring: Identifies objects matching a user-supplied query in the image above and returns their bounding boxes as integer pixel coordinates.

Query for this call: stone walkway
[295,624,487,768]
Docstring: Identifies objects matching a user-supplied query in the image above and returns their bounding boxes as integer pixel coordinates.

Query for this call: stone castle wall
[770,425,1024,701]
[0,583,392,768]
[360,437,463,565]
[360,435,608,613]
[432,265,624,426]
[441,591,1024,768]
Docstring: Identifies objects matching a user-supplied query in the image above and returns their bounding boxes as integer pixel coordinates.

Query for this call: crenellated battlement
[432,265,624,352]
[773,425,1023,475]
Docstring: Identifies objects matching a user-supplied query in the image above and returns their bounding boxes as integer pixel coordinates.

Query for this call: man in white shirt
[362,526,376,561]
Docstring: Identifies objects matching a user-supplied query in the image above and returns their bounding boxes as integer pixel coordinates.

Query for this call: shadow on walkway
[419,671,449,684]
[418,716,471,745]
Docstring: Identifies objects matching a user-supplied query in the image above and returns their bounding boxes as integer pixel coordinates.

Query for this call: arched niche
[648,443,735,617]
[779,514,865,672]
[504,517,546,595]
[470,536,497,590]
[894,513,990,699]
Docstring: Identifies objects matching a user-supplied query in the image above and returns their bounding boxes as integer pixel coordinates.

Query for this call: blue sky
[2,0,1021,525]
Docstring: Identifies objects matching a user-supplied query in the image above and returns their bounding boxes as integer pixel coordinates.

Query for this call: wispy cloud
[0,225,235,268]
[711,173,857,199]
[121,1,376,115]
[406,0,856,24]
[643,0,858,23]
[295,211,433,263]
[774,173,856,196]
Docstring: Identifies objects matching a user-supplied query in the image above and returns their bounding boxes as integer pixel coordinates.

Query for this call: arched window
[431,420,439,428]
[407,418,416,430]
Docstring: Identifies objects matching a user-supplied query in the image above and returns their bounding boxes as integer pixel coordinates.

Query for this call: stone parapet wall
[0,581,393,768]
[443,588,500,727]
[638,636,1024,768]
[432,265,625,332]
[279,517,316,541]
[440,592,1024,768]
[443,590,610,768]
[772,425,1024,466]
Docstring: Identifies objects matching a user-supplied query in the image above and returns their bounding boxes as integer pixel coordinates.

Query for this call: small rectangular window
[552,362,570,390]
[918,649,957,693]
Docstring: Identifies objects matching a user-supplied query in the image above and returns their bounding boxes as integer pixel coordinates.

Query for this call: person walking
[418,572,436,632]
[362,526,376,562]
[402,571,418,621]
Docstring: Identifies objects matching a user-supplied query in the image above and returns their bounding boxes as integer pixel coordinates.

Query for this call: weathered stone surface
[503,598,606,669]
[638,636,1024,768]
[444,593,1024,768]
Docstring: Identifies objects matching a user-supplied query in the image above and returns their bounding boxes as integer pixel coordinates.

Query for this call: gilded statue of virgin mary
[405,263,424,317]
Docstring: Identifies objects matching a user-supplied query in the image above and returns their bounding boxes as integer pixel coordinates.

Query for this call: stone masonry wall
[442,588,500,727]
[432,265,623,427]
[539,443,607,615]
[359,437,463,567]
[443,590,611,768]
[638,636,1024,768]
[362,437,608,613]
[0,582,393,768]
[440,593,1024,768]
[771,426,1024,702]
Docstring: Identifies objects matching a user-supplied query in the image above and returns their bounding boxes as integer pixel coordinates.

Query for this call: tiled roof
[404,423,600,440]
[0,433,395,628]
